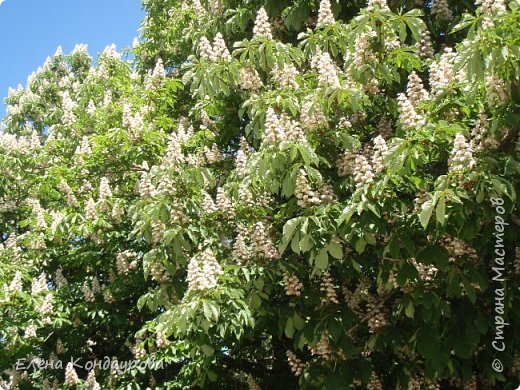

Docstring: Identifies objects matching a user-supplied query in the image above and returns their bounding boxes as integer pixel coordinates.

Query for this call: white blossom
[406,71,429,107]
[186,249,223,290]
[397,93,425,130]
[449,133,477,172]
[317,0,335,25]
[431,0,453,21]
[239,67,263,90]
[64,362,80,386]
[353,155,375,187]
[253,7,273,40]
[212,33,231,61]
[429,47,456,96]
[315,52,340,88]
[371,135,388,173]
[271,62,299,89]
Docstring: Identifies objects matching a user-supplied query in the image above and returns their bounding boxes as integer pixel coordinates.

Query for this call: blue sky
[0,0,144,115]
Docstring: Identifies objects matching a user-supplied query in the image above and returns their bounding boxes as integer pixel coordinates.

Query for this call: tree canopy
[0,0,519,389]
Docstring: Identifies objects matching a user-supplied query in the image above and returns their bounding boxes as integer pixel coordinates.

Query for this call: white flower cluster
[210,0,224,14]
[337,149,357,176]
[145,58,166,89]
[54,268,68,288]
[366,0,389,12]
[411,258,438,282]
[311,330,332,360]
[353,155,375,187]
[239,67,263,90]
[31,273,48,295]
[283,272,303,296]
[82,280,95,302]
[263,107,285,145]
[295,169,320,207]
[216,187,235,218]
[238,183,255,207]
[186,248,224,290]
[116,250,138,275]
[253,7,273,40]
[151,221,165,244]
[353,28,377,68]
[286,350,305,376]
[122,104,145,142]
[58,180,79,208]
[406,71,429,107]
[470,111,497,151]
[99,177,112,201]
[202,191,218,213]
[416,30,434,59]
[320,271,339,305]
[138,175,156,198]
[64,362,80,386]
[371,135,388,173]
[112,202,124,223]
[300,99,328,130]
[397,93,425,130]
[251,222,279,260]
[156,329,170,348]
[486,74,510,106]
[76,135,92,156]
[431,0,453,21]
[163,131,186,167]
[102,43,121,60]
[198,33,231,62]
[24,324,37,339]
[151,261,169,283]
[236,137,251,177]
[103,288,115,303]
[59,90,77,124]
[442,235,478,262]
[413,191,430,212]
[315,52,341,88]
[86,198,97,220]
[271,63,300,89]
[429,47,456,96]
[317,0,335,25]
[367,372,384,390]
[192,0,206,17]
[232,226,252,264]
[37,293,54,315]
[27,198,48,229]
[476,0,506,15]
[9,271,23,292]
[448,133,477,173]
[86,370,101,390]
[213,33,232,61]
[367,295,389,333]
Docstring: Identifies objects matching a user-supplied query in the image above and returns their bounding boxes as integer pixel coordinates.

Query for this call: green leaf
[293,313,306,330]
[279,218,300,254]
[417,327,440,359]
[315,249,329,270]
[355,238,366,254]
[405,300,415,319]
[328,240,343,260]
[201,344,215,357]
[435,196,446,225]
[285,317,295,338]
[419,199,435,229]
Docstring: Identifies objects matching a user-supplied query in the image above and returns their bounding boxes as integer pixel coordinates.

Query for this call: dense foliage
[1,0,519,389]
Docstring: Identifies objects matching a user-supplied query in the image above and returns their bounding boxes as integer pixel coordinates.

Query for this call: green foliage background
[0,0,519,388]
